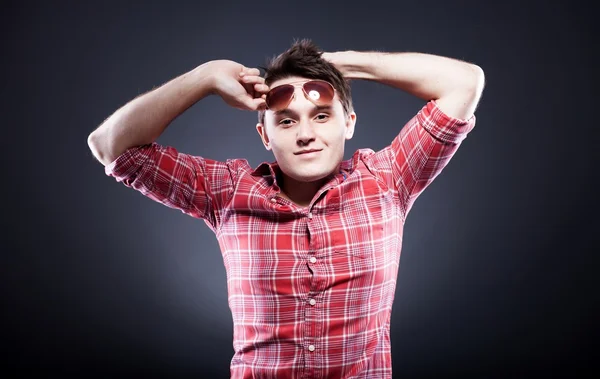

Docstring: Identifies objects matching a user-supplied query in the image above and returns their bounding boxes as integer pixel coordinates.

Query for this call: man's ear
[256,123,271,150]
[344,111,357,140]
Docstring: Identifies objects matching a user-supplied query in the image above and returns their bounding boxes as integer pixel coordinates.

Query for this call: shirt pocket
[330,222,385,259]
[328,175,387,259]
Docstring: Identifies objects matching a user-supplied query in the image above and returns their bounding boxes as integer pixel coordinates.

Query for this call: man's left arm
[322,50,485,220]
[322,50,485,120]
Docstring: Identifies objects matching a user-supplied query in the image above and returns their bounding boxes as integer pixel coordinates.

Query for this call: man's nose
[296,118,316,146]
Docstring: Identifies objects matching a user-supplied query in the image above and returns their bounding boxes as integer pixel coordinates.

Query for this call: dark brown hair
[257,38,353,124]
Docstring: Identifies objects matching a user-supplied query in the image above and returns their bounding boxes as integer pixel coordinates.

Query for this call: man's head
[256,39,357,184]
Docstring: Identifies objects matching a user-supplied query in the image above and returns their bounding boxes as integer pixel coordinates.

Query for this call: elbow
[436,65,485,120]
[439,64,485,103]
[87,129,116,167]
[470,64,485,99]
[458,64,485,110]
[87,131,98,153]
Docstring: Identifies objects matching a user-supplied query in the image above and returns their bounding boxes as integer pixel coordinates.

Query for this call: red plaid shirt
[105,100,476,378]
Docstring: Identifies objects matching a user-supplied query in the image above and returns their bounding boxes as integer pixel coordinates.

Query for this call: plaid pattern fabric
[105,100,476,378]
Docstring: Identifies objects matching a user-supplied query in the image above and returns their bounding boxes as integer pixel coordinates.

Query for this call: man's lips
[294,149,322,155]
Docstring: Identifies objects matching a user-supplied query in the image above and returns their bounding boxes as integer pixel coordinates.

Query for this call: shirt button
[308,212,313,219]
[308,345,315,352]
[309,298,316,306]
[309,257,317,264]
[270,197,277,203]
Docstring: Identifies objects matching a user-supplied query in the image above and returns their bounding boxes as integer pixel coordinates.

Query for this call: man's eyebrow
[274,109,296,117]
[314,105,333,112]
[274,105,333,117]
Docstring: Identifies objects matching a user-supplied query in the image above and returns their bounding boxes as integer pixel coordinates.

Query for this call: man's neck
[278,173,333,208]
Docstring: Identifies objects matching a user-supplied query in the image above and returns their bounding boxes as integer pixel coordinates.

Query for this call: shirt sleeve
[369,100,476,221]
[104,142,237,230]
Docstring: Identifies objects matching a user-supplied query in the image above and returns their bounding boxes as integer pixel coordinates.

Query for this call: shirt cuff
[417,100,476,144]
[104,143,154,181]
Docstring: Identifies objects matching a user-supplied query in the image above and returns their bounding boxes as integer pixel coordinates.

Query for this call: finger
[245,96,266,111]
[254,83,270,93]
[239,67,260,77]
[241,75,265,85]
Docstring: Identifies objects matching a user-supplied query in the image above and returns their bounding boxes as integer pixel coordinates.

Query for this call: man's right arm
[87,60,268,166]
[87,60,269,228]
[87,62,215,166]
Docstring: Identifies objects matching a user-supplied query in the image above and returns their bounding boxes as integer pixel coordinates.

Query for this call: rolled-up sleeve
[105,142,236,229]
[370,100,476,221]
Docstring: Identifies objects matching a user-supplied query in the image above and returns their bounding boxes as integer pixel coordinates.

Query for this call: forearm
[325,51,485,119]
[88,62,215,166]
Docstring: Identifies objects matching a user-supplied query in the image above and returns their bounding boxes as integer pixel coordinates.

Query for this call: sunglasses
[265,80,336,112]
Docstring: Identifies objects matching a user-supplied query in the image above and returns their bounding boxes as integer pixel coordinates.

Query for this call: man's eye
[316,114,329,120]
[279,119,294,125]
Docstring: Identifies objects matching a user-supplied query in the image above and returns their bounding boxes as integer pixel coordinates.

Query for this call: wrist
[323,51,372,80]
[193,61,219,96]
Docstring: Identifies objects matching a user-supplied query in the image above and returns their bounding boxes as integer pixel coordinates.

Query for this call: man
[88,39,485,378]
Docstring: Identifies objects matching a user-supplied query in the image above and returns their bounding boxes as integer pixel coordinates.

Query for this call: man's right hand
[209,60,270,111]
[88,59,271,166]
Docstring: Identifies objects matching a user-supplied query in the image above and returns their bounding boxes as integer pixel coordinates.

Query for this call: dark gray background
[2,0,597,378]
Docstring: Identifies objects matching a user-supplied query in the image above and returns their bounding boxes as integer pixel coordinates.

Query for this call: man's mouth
[294,149,322,155]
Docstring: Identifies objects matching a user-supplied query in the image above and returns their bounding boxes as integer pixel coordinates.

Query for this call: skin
[89,52,484,207]
[255,76,357,207]
[88,61,271,166]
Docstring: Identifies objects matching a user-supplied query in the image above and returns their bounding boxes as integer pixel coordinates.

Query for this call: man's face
[256,76,356,183]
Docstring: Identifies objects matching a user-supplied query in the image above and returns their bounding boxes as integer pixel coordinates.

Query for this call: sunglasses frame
[265,79,336,111]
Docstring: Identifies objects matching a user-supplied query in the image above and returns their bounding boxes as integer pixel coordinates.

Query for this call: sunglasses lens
[303,81,335,104]
[266,85,294,111]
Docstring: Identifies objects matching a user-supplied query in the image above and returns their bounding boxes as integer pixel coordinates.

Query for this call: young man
[88,39,485,378]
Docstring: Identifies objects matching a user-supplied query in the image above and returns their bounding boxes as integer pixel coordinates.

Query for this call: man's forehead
[269,76,312,88]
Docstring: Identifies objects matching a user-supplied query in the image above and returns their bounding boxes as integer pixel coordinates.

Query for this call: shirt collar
[251,161,282,190]
[251,161,277,177]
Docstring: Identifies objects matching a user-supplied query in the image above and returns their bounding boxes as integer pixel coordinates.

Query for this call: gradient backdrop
[2,0,597,378]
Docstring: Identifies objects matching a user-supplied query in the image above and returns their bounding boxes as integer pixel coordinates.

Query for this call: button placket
[304,203,322,369]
